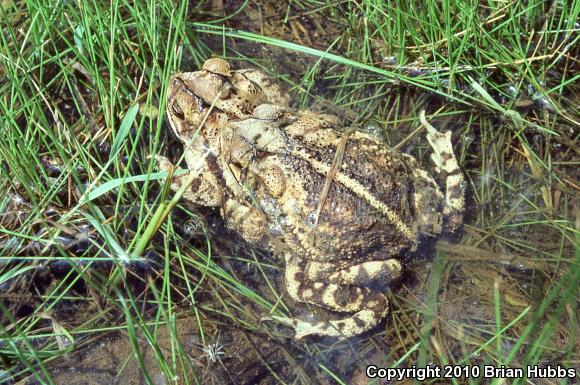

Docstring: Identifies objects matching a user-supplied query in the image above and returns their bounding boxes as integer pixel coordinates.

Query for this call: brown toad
[156,58,465,339]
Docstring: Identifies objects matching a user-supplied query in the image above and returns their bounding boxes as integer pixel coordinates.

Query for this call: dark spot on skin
[189,177,201,192]
[298,281,315,300]
[336,321,346,330]
[447,168,462,176]
[332,287,358,308]
[294,270,304,282]
[240,101,254,116]
[352,315,366,328]
[353,266,374,286]
[448,186,463,200]
[441,152,453,162]
[205,151,228,193]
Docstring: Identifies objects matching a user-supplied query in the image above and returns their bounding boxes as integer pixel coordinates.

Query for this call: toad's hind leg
[420,111,465,233]
[306,260,402,287]
[275,254,388,339]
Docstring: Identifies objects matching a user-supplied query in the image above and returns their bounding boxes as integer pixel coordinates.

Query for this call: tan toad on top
[156,58,465,339]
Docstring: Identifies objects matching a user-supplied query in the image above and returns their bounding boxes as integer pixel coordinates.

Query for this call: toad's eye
[171,101,184,120]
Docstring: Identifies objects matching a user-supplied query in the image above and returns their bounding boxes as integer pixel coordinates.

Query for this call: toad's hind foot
[271,306,388,340]
[420,110,465,233]
[280,253,389,339]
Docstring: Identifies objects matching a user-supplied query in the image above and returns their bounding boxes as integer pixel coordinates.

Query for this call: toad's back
[260,126,445,264]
